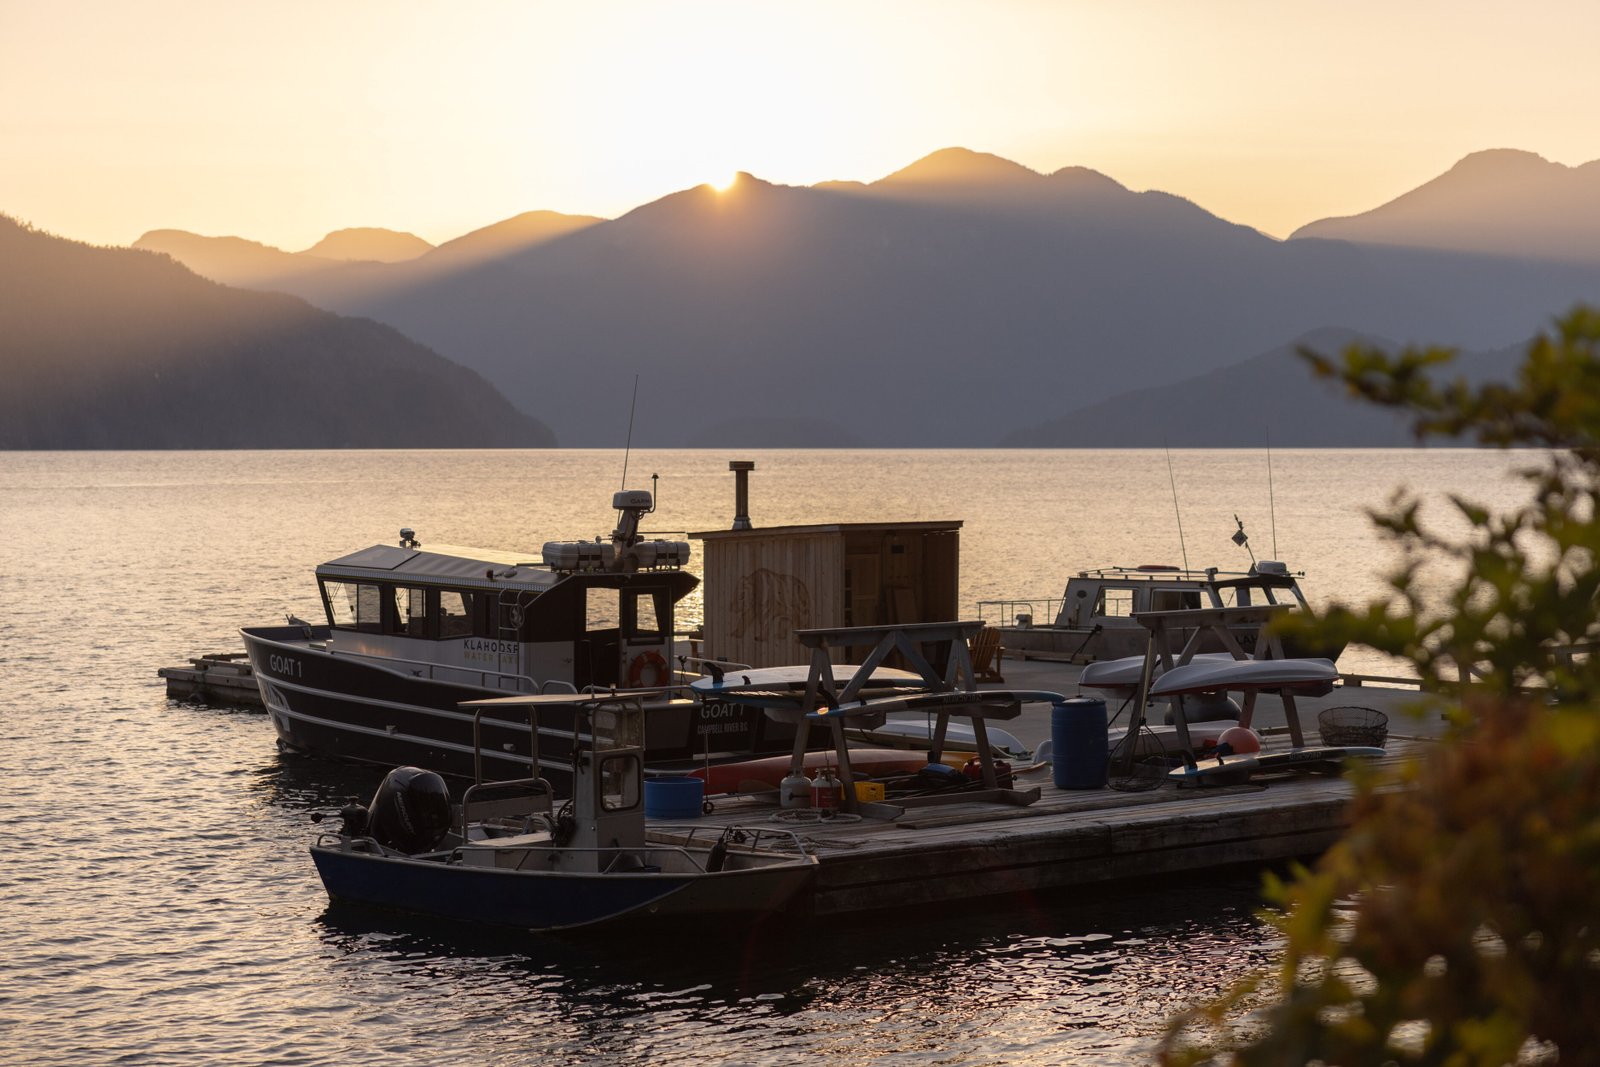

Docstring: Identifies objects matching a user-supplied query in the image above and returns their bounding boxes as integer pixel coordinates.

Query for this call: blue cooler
[643,775,704,819]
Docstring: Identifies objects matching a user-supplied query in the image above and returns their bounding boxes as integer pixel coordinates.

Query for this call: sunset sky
[5,0,1599,251]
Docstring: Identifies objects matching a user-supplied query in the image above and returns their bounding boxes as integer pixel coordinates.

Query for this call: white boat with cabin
[984,558,1339,664]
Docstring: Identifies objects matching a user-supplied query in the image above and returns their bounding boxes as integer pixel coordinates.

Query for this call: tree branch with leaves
[1162,307,1600,1065]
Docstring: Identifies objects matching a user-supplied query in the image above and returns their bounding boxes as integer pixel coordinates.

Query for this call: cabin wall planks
[692,522,962,669]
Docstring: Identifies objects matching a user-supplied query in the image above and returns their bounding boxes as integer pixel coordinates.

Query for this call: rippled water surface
[1,448,1534,1065]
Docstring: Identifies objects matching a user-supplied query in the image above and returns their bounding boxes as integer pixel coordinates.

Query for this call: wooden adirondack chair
[968,626,1005,683]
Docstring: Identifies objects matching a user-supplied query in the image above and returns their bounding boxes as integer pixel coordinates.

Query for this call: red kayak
[690,747,970,794]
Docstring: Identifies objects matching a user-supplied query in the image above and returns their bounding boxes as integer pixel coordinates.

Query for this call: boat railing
[646,824,811,858]
[320,644,544,694]
[448,830,812,873]
[977,598,1065,628]
[458,775,555,837]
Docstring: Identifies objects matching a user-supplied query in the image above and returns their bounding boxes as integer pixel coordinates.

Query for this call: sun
[708,172,740,193]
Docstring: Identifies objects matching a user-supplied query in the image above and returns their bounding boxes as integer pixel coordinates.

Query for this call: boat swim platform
[654,739,1427,919]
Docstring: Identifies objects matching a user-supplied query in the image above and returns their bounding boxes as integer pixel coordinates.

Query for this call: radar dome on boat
[1255,560,1289,575]
[613,489,654,511]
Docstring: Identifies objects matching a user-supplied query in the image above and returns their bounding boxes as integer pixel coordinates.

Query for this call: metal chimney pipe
[729,460,755,530]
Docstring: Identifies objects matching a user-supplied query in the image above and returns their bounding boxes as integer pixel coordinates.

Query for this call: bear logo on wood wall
[729,569,812,642]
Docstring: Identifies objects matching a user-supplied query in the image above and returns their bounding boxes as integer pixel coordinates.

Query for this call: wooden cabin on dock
[691,520,962,669]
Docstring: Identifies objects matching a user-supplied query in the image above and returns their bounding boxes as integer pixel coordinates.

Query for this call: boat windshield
[591,704,644,751]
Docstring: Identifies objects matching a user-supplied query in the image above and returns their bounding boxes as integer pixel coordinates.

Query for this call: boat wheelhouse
[242,491,798,785]
[984,559,1336,664]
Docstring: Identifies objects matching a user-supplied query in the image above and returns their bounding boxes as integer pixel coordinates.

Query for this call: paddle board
[1149,657,1339,698]
[1167,745,1387,785]
[808,688,1064,720]
[849,717,1029,757]
[1079,653,1235,694]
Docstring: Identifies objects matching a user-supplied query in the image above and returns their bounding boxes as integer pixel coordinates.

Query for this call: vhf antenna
[620,374,640,490]
[1164,439,1188,571]
[1266,424,1278,559]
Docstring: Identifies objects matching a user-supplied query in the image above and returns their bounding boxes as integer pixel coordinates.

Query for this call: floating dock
[657,646,1433,917]
[657,739,1420,917]
[158,652,262,707]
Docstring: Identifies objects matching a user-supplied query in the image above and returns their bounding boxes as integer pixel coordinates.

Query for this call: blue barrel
[644,775,704,819]
[1052,697,1108,789]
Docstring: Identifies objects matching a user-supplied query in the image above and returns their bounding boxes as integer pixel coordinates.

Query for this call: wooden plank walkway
[655,740,1423,917]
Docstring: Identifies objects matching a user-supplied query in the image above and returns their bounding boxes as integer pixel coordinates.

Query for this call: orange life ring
[628,650,669,688]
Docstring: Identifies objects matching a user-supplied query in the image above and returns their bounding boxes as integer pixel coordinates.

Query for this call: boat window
[440,590,475,639]
[592,705,645,750]
[587,587,620,633]
[1150,587,1202,612]
[624,589,665,642]
[597,754,641,811]
[1096,588,1134,618]
[322,580,382,633]
[392,586,428,638]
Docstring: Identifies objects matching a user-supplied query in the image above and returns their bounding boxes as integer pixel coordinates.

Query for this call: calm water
[0,448,1533,1065]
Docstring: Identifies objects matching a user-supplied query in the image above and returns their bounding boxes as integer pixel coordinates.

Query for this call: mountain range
[0,216,554,449]
[12,147,1599,448]
[128,147,1600,447]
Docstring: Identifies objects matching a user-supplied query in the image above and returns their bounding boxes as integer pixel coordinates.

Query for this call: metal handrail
[321,644,542,693]
[976,598,1065,626]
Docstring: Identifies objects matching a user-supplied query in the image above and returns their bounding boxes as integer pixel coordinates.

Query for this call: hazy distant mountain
[301,227,432,262]
[428,211,604,266]
[134,228,338,290]
[0,216,555,448]
[133,148,1600,446]
[1001,327,1523,447]
[1292,149,1600,264]
[326,150,1599,445]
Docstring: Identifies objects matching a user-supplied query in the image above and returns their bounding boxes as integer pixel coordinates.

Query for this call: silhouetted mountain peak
[1445,148,1558,179]
[427,210,603,263]
[877,147,1042,187]
[302,227,432,263]
[1047,165,1127,194]
[1291,148,1600,263]
[137,228,295,257]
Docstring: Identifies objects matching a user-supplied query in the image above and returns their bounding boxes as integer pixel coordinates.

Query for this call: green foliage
[1163,307,1600,1065]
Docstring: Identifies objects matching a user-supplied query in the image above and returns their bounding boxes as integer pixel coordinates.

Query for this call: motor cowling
[366,766,452,853]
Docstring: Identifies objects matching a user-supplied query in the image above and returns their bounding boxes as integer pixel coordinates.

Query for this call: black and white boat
[242,488,796,784]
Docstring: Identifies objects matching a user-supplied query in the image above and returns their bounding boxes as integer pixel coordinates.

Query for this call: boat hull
[310,843,816,931]
[243,625,798,784]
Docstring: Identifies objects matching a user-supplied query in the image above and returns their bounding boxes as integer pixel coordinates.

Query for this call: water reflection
[307,866,1276,1065]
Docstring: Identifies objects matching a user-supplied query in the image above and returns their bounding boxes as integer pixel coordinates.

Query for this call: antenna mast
[620,375,640,490]
[1164,440,1188,571]
[1266,425,1278,559]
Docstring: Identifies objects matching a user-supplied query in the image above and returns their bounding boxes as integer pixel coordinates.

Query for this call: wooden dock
[659,741,1420,917]
[158,652,262,707]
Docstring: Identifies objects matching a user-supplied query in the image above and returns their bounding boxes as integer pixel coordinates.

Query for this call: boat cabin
[1054,562,1309,629]
[312,495,696,693]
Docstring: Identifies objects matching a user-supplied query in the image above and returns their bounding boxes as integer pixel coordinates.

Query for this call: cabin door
[575,587,622,690]
[497,589,536,690]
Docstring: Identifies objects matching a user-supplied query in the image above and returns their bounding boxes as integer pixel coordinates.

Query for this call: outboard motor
[366,766,452,853]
